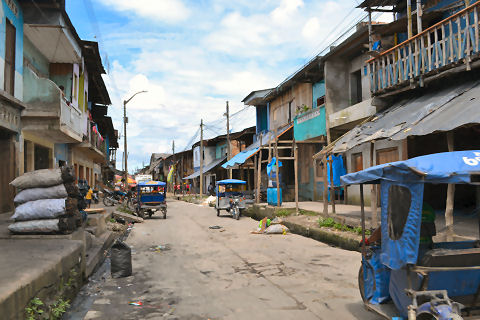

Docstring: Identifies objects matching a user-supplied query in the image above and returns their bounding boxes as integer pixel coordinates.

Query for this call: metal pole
[416,0,423,33]
[200,119,204,195]
[123,100,128,189]
[172,140,176,192]
[445,132,455,240]
[360,184,366,258]
[226,101,232,179]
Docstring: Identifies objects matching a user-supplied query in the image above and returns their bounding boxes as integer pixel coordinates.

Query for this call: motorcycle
[92,190,99,204]
[103,189,134,208]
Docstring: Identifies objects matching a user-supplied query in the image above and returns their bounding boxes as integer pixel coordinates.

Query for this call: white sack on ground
[8,219,60,233]
[14,184,68,204]
[265,224,289,234]
[12,198,66,221]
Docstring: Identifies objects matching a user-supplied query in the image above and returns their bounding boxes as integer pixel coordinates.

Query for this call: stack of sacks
[8,167,82,234]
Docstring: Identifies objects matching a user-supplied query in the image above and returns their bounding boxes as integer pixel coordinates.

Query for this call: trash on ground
[111,240,132,278]
[149,244,171,252]
[202,195,216,206]
[270,217,283,225]
[209,225,222,229]
[251,218,289,235]
[129,301,143,306]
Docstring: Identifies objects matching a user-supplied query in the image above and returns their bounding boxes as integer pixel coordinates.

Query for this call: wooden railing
[368,1,480,94]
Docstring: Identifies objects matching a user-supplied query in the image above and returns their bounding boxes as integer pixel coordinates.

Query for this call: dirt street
[81,200,381,320]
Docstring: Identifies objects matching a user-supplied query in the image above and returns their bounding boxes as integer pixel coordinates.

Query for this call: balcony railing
[87,121,106,154]
[368,2,480,95]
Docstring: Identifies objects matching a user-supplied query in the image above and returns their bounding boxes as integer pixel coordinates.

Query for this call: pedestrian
[85,186,93,208]
[208,182,214,196]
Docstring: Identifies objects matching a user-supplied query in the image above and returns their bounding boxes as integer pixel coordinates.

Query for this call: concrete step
[85,231,115,278]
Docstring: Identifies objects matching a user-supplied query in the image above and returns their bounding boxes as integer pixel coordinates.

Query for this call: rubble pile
[8,167,82,234]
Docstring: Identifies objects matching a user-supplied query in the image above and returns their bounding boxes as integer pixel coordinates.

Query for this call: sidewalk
[0,203,118,320]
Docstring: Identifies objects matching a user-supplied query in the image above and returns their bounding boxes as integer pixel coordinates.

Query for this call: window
[288,101,293,123]
[350,69,362,105]
[387,185,412,240]
[316,96,325,107]
[352,153,363,172]
[34,144,50,170]
[4,19,15,95]
[73,74,78,100]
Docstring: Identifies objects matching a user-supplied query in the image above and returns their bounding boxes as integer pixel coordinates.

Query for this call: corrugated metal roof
[332,80,480,153]
[182,156,227,180]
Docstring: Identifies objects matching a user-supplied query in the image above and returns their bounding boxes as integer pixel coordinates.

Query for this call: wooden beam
[256,135,262,204]
[313,158,318,201]
[294,139,299,214]
[278,157,295,160]
[322,156,328,215]
[446,131,455,240]
[274,129,280,207]
[329,156,336,214]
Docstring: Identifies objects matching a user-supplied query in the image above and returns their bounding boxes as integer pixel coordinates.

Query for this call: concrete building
[0,0,25,213]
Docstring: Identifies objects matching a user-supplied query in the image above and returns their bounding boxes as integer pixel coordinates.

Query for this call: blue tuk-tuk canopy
[138,180,166,187]
[216,179,247,185]
[341,151,480,186]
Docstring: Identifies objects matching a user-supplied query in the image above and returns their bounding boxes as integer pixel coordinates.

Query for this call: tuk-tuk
[341,151,480,320]
[215,179,246,220]
[136,180,167,219]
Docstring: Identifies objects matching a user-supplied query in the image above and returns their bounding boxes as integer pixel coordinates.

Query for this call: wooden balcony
[368,2,480,96]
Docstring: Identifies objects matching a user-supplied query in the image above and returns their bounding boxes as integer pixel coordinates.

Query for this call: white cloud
[99,0,190,23]
[302,17,320,39]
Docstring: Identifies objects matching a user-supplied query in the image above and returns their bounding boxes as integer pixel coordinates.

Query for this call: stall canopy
[138,181,166,187]
[222,124,293,169]
[332,79,480,153]
[183,156,227,180]
[216,179,247,185]
[341,151,480,186]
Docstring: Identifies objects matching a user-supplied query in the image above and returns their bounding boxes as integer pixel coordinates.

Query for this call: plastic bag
[111,240,132,278]
[14,184,68,204]
[12,198,66,221]
[265,224,289,234]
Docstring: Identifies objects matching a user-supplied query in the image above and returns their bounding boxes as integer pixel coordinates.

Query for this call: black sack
[110,240,132,278]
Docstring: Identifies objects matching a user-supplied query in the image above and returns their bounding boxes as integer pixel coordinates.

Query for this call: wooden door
[0,136,15,213]
[376,147,399,205]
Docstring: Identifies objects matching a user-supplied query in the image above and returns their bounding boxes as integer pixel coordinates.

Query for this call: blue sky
[66,0,369,172]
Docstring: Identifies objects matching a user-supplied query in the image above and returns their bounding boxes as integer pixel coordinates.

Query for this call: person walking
[85,186,93,208]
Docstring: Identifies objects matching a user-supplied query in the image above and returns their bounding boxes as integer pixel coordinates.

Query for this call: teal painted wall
[298,164,326,201]
[312,80,325,108]
[23,36,49,76]
[215,142,226,159]
[294,106,326,141]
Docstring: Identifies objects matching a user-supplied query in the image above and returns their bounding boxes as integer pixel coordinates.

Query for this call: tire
[358,264,367,303]
[138,210,145,219]
[217,209,220,217]
[103,196,114,207]
[234,207,240,220]
[163,211,167,219]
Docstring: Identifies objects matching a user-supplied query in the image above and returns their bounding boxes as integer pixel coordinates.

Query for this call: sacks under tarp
[8,217,77,234]
[11,198,78,221]
[14,184,68,204]
[10,167,74,190]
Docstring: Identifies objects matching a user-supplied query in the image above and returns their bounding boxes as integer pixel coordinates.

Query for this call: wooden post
[256,135,262,204]
[329,155,336,214]
[254,154,258,197]
[323,155,328,215]
[370,142,378,228]
[226,101,232,179]
[445,132,455,240]
[313,158,318,201]
[274,129,280,207]
[294,139,299,214]
[407,0,413,38]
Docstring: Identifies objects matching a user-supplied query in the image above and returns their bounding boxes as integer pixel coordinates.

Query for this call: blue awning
[217,179,246,185]
[138,180,166,187]
[341,151,480,185]
[222,147,259,169]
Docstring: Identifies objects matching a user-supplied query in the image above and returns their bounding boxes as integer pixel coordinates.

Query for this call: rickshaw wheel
[163,212,167,219]
[138,210,145,219]
[358,265,367,303]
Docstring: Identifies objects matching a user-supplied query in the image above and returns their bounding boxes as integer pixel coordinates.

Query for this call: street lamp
[123,90,147,188]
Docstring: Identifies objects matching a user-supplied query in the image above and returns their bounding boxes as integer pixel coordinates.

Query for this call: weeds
[25,298,44,320]
[117,205,135,215]
[276,209,293,217]
[318,217,371,235]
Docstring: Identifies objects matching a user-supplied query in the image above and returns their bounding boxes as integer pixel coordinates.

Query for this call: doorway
[0,132,15,213]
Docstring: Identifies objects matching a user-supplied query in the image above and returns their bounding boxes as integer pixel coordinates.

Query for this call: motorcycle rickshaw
[215,179,246,220]
[136,180,167,219]
[341,151,480,320]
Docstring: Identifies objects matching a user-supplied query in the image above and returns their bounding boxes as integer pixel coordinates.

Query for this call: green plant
[276,209,293,217]
[25,297,44,320]
[50,298,70,320]
[118,205,134,215]
[109,218,116,223]
[299,209,318,216]
[318,217,335,228]
[319,217,371,235]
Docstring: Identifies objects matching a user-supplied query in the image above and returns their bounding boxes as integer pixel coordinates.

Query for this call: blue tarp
[138,181,166,187]
[380,180,424,270]
[216,179,246,185]
[341,151,480,185]
[267,157,282,177]
[327,155,346,187]
[222,147,259,169]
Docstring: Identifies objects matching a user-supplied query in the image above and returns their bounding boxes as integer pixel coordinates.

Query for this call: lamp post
[123,90,147,189]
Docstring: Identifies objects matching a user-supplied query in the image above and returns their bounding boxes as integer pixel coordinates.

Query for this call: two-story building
[0,0,25,213]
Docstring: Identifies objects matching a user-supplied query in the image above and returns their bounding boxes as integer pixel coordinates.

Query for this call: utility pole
[200,119,204,195]
[123,100,128,188]
[172,140,176,192]
[226,101,232,179]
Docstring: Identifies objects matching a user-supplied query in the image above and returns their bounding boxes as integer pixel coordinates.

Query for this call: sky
[66,0,373,173]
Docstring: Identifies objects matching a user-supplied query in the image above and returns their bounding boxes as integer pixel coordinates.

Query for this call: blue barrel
[267,188,282,206]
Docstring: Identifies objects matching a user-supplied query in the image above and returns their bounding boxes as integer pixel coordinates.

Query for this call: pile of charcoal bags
[8,167,85,234]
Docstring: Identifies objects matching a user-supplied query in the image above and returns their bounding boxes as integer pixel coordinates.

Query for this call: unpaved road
[81,200,381,320]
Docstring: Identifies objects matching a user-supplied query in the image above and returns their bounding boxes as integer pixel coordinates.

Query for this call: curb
[244,206,360,252]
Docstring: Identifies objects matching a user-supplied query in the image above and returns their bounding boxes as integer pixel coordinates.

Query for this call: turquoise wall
[23,36,49,76]
[216,142,226,159]
[294,107,326,141]
[298,164,326,201]
[312,80,325,108]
